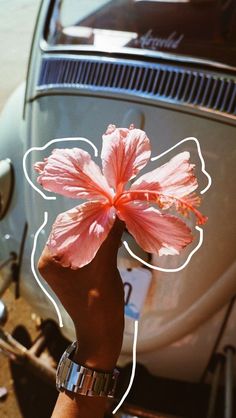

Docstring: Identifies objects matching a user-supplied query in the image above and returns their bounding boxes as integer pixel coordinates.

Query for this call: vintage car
[0,0,236,417]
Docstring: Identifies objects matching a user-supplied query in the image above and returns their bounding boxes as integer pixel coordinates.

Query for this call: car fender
[0,82,26,259]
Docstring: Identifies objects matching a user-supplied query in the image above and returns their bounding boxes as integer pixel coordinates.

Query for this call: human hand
[38,218,125,372]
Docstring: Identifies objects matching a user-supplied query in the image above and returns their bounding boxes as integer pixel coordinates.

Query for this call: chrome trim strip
[40,39,236,73]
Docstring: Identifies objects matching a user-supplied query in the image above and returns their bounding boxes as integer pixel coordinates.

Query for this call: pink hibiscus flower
[34,124,207,269]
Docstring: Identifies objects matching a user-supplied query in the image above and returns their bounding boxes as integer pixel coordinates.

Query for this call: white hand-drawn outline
[31,211,63,327]
[23,135,211,414]
[23,137,99,327]
[150,137,211,194]
[23,135,211,321]
[23,137,98,200]
[113,137,211,414]
[123,225,203,272]
[123,137,211,272]
[112,320,139,415]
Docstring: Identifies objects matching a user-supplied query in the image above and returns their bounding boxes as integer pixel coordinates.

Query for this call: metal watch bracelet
[56,341,119,397]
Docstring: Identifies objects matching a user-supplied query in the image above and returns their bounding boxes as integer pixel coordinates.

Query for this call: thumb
[96,217,125,260]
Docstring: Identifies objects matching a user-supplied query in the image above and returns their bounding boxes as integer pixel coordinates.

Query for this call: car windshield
[46,0,236,66]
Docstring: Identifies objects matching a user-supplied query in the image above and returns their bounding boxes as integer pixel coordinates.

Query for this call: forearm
[38,222,125,418]
[51,392,107,418]
[51,305,123,418]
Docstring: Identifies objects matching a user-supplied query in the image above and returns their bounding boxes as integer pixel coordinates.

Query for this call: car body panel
[0,0,236,382]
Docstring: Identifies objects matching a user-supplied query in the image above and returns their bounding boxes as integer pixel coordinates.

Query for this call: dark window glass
[46,0,236,66]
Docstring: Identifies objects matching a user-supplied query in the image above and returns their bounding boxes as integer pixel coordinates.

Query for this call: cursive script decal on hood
[133,29,184,51]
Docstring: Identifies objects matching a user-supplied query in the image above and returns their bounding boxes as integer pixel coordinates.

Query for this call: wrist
[72,311,124,372]
[72,341,118,373]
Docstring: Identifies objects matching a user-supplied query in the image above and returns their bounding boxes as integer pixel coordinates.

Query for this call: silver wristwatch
[56,341,119,398]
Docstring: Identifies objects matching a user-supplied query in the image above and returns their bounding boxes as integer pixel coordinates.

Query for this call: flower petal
[34,148,113,201]
[117,201,193,255]
[130,151,198,199]
[101,124,151,191]
[47,201,116,269]
[118,151,206,224]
